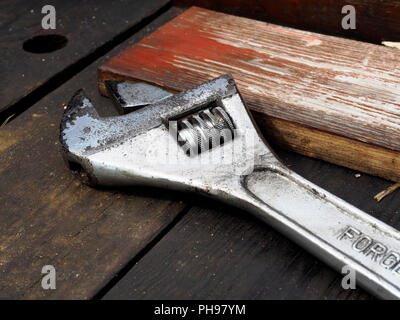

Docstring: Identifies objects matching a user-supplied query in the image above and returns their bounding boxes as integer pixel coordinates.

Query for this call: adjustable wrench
[60,74,400,299]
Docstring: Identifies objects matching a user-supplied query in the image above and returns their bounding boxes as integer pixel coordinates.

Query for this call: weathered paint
[101,6,400,152]
[175,0,400,44]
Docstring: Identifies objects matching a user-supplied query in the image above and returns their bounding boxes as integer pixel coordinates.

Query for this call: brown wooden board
[0,0,170,114]
[0,7,185,299]
[98,7,400,182]
[174,0,400,44]
[104,148,400,300]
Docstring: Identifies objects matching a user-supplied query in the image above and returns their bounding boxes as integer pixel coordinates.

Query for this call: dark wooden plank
[104,148,400,300]
[98,7,400,182]
[0,7,185,299]
[0,0,170,114]
[175,0,400,44]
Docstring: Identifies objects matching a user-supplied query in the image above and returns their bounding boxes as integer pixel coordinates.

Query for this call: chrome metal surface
[60,74,400,299]
[176,105,235,156]
[105,80,173,113]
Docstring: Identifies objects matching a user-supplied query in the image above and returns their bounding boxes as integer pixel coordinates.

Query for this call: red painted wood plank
[175,0,400,44]
[100,7,400,155]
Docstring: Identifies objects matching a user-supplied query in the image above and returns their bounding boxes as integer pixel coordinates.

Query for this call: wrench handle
[240,167,400,299]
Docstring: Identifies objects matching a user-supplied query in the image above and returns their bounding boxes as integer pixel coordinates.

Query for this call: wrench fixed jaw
[59,89,101,185]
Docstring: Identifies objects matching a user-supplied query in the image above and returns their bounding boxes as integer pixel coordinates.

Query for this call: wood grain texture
[104,148,400,300]
[98,6,400,182]
[104,208,371,300]
[0,7,185,299]
[0,0,169,113]
[174,0,400,44]
[256,115,400,182]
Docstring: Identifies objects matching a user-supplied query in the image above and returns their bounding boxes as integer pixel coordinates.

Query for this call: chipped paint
[100,6,400,152]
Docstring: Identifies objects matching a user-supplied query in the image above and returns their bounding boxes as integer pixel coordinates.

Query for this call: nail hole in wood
[23,34,68,53]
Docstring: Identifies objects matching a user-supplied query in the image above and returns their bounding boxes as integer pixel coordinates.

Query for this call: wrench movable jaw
[105,80,173,113]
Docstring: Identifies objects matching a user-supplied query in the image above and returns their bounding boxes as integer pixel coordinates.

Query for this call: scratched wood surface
[98,6,400,182]
[0,0,169,115]
[175,0,400,44]
[105,147,400,300]
[0,6,185,299]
